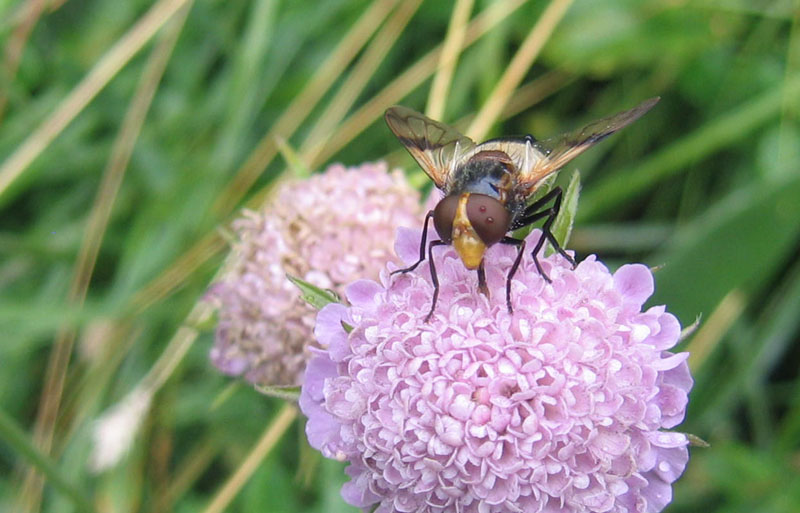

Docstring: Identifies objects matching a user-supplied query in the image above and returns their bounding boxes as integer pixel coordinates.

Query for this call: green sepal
[687,433,711,448]
[254,384,302,402]
[679,315,702,343]
[286,274,341,310]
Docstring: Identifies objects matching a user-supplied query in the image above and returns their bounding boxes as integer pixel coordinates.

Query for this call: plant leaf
[650,174,800,323]
[549,169,581,252]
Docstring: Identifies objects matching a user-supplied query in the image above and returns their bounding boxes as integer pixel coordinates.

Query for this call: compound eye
[433,195,459,243]
[466,194,510,246]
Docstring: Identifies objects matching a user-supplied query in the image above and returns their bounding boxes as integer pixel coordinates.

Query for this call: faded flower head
[208,162,421,386]
[89,386,152,472]
[301,228,692,513]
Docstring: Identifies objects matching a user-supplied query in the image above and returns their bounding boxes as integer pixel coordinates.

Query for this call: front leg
[510,187,576,282]
[499,236,525,314]
[424,240,449,322]
[476,260,489,298]
[392,210,434,275]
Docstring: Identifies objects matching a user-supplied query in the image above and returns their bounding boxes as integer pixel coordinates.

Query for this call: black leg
[477,260,488,298]
[509,187,576,282]
[392,210,434,275]
[529,227,551,281]
[500,236,525,313]
[424,240,449,322]
[538,188,577,269]
[512,187,564,228]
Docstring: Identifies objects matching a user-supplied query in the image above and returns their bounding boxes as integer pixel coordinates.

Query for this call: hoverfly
[385,98,659,321]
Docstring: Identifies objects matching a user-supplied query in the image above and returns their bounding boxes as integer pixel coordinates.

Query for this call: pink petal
[614,264,654,307]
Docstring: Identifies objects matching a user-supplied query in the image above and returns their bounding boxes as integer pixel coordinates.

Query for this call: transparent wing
[516,97,660,196]
[385,106,475,190]
[467,137,547,177]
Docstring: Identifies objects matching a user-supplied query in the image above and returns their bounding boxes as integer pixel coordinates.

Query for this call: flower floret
[209,162,421,386]
[302,228,692,513]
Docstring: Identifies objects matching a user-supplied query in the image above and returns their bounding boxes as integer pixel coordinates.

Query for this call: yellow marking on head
[451,193,486,270]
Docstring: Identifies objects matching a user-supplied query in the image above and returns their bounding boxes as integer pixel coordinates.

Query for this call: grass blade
[0,407,94,513]
[0,0,193,202]
[201,404,297,513]
[426,0,474,120]
[466,0,574,141]
[212,0,400,214]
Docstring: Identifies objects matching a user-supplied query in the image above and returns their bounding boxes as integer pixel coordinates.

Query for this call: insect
[385,98,659,321]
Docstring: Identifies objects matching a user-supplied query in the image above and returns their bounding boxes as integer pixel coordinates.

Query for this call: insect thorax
[452,153,521,211]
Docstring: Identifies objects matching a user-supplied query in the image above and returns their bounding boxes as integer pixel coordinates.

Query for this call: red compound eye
[433,195,459,243]
[466,194,510,246]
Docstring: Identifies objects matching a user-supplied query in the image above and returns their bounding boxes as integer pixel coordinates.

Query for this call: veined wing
[385,106,475,191]
[515,97,660,196]
[465,136,548,176]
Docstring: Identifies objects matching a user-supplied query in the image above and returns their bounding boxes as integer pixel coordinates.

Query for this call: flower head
[301,227,692,513]
[209,162,421,386]
[89,386,152,472]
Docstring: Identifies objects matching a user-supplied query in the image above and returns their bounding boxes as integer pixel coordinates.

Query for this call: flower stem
[201,404,298,513]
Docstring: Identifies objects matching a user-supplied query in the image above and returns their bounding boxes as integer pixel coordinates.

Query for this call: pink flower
[208,162,422,386]
[300,228,692,513]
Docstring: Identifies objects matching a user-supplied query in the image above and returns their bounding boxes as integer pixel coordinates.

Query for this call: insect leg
[511,187,562,228]
[477,260,489,298]
[424,240,449,323]
[391,210,434,275]
[537,187,577,269]
[499,236,525,313]
[509,187,576,281]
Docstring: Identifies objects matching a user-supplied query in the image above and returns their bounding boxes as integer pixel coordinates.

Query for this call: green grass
[1,0,799,512]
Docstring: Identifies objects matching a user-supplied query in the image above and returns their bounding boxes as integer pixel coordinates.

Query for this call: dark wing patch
[385,106,475,190]
[516,97,660,196]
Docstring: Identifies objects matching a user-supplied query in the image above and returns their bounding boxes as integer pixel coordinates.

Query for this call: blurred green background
[1,0,799,512]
